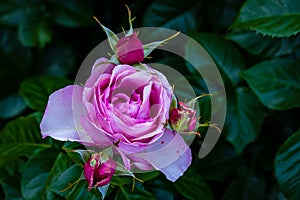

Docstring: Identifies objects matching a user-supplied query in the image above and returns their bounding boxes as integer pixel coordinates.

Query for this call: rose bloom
[40,58,191,182]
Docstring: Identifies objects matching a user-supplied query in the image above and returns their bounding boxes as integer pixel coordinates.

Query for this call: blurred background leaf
[231,0,300,37]
[275,129,300,200]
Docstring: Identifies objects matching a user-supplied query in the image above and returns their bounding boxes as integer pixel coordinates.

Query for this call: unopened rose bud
[116,32,144,64]
[83,153,116,191]
[170,102,198,134]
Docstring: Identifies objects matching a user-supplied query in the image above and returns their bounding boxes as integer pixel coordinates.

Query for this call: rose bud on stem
[170,102,200,136]
[116,32,144,64]
[83,153,116,191]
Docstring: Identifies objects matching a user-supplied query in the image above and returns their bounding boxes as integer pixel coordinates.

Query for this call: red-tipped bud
[170,102,197,133]
[116,32,144,64]
[83,153,116,191]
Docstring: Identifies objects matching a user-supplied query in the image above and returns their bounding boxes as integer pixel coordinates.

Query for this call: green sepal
[143,32,180,58]
[93,17,119,53]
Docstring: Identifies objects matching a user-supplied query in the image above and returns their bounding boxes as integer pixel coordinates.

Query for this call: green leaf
[143,0,203,33]
[0,94,27,119]
[242,58,300,110]
[38,42,75,76]
[1,181,22,200]
[19,76,73,111]
[65,149,93,166]
[0,28,32,97]
[65,180,100,200]
[50,164,83,197]
[231,0,300,37]
[49,0,93,27]
[45,153,75,196]
[224,87,264,153]
[0,28,32,70]
[275,129,300,200]
[21,151,75,200]
[116,185,156,200]
[0,143,50,168]
[135,171,160,182]
[187,33,245,86]
[222,172,266,200]
[0,1,31,26]
[0,116,43,144]
[227,30,300,58]
[18,14,52,47]
[193,140,241,181]
[21,150,59,200]
[175,174,213,200]
[146,179,175,200]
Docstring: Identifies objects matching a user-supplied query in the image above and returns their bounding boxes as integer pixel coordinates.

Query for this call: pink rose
[84,154,116,190]
[116,32,144,64]
[40,58,191,182]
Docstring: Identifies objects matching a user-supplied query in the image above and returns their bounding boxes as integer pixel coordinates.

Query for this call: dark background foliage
[0,0,300,199]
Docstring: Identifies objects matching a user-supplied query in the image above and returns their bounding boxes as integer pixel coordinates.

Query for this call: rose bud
[116,32,144,64]
[170,102,199,136]
[83,153,116,191]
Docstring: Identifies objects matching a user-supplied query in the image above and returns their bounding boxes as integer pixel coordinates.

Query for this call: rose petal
[40,85,93,144]
[121,129,192,182]
[159,148,191,182]
[85,58,115,88]
[80,116,113,148]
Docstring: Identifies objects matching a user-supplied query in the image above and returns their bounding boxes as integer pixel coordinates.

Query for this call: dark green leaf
[1,181,22,200]
[110,176,132,186]
[50,164,83,197]
[65,180,100,200]
[175,174,213,200]
[0,116,43,144]
[194,140,241,181]
[146,179,175,200]
[0,94,27,119]
[222,172,266,200]
[242,59,300,110]
[275,129,300,200]
[38,42,75,76]
[0,144,50,168]
[231,0,300,37]
[115,185,156,200]
[227,30,300,58]
[267,179,286,200]
[0,1,30,26]
[21,150,58,200]
[187,33,245,86]
[225,87,264,153]
[64,149,93,166]
[0,28,31,97]
[0,28,32,70]
[63,142,86,165]
[18,14,52,47]
[45,153,75,197]
[135,171,160,182]
[143,0,203,33]
[49,0,93,27]
[19,76,73,111]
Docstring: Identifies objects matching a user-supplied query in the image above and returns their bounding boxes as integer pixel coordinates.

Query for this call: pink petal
[122,129,192,182]
[40,85,93,144]
[159,148,191,182]
[80,116,113,148]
